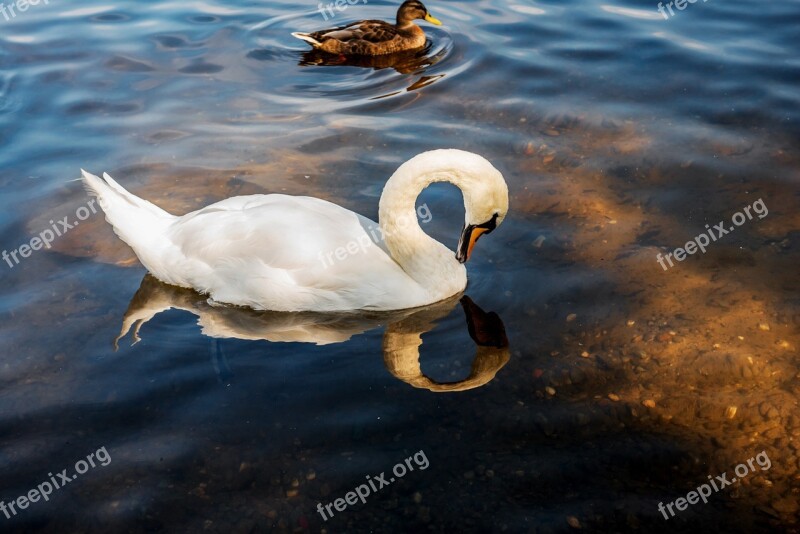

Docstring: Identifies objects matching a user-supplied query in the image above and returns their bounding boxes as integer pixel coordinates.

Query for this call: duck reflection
[299,40,442,70]
[298,43,447,95]
[116,275,509,392]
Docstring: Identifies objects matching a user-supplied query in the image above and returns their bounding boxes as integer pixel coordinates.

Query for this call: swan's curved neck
[378,158,468,297]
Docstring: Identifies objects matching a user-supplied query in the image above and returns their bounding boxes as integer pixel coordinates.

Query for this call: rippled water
[1,0,798,532]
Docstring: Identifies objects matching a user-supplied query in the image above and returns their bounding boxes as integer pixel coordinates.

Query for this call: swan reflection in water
[116,275,509,393]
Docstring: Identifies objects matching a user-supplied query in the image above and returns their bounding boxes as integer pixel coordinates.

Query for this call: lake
[0,0,798,532]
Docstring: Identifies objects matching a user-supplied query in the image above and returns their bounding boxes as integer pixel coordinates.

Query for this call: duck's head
[397,0,442,27]
[455,154,509,263]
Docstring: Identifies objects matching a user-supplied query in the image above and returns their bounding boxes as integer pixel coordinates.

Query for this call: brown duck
[291,0,442,56]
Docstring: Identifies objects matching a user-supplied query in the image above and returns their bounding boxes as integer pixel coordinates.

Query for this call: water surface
[1,0,798,532]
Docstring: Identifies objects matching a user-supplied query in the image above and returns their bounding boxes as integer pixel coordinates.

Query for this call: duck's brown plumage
[292,0,441,56]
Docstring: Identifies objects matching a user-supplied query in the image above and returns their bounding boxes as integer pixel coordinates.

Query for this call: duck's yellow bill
[425,13,442,25]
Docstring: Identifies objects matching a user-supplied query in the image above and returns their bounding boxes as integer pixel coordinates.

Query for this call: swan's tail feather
[291,32,322,47]
[99,171,171,218]
[80,169,176,271]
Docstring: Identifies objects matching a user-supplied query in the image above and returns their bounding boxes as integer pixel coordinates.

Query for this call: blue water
[1,0,798,532]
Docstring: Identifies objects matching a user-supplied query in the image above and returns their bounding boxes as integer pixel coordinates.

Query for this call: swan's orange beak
[456,225,489,263]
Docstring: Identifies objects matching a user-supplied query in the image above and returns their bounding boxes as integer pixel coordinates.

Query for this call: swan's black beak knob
[455,224,474,263]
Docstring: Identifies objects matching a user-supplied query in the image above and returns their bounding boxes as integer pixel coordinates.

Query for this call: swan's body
[82,149,508,312]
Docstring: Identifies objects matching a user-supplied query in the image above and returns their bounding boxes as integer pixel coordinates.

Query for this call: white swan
[81,149,509,312]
